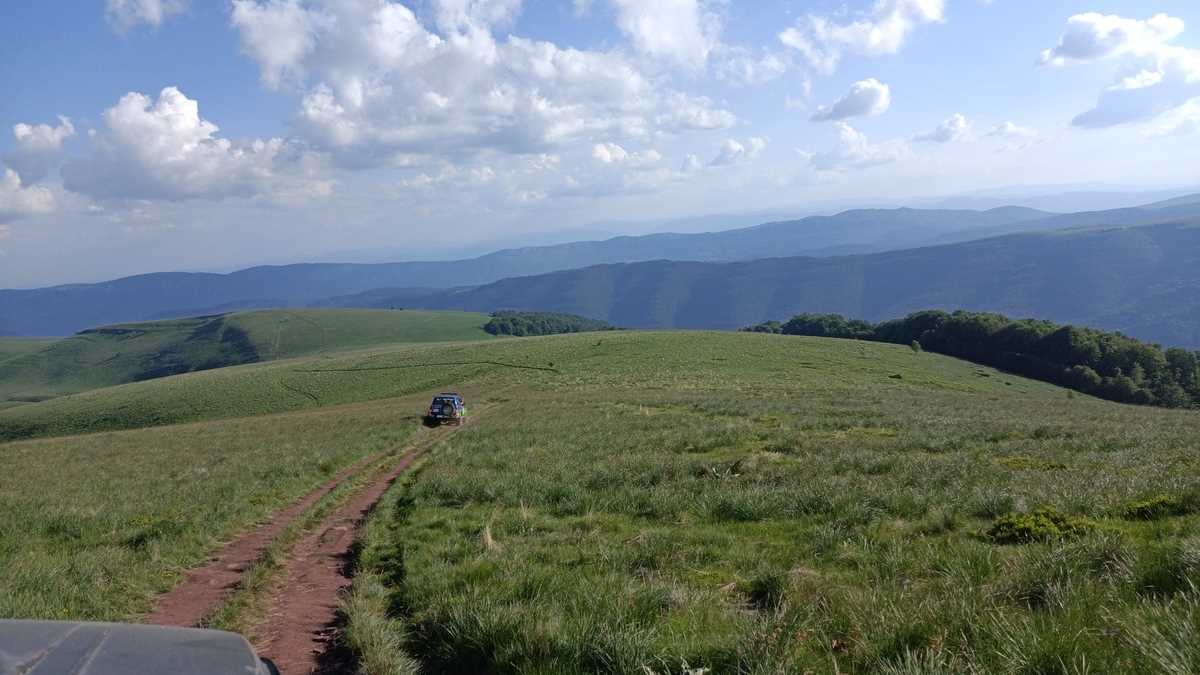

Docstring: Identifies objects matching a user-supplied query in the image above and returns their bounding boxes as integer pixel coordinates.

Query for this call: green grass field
[3,331,1200,672]
[0,399,418,621]
[0,337,58,362]
[0,309,494,409]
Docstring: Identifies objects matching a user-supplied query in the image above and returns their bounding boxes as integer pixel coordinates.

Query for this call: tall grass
[336,332,1200,673]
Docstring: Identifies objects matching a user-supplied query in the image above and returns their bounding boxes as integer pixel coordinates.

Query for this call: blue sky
[1,0,1199,287]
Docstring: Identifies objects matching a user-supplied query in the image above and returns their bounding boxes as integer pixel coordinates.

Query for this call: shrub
[483,311,615,336]
[986,508,1095,545]
[1123,495,1188,521]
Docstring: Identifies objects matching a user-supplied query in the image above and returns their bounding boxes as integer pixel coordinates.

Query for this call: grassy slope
[0,337,57,362]
[3,332,1200,672]
[0,309,493,408]
[0,398,421,620]
[347,332,1200,674]
[0,338,58,411]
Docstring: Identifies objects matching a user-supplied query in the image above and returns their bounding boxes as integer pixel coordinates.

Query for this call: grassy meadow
[0,309,494,409]
[3,329,1200,672]
[0,397,428,621]
[343,332,1200,674]
[0,336,58,361]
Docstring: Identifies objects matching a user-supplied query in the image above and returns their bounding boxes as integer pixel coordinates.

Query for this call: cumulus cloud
[61,87,327,202]
[680,153,702,173]
[780,0,944,74]
[985,121,1039,151]
[913,113,971,143]
[811,78,891,121]
[714,47,789,85]
[1039,13,1200,129]
[434,0,522,33]
[806,123,906,171]
[229,0,735,167]
[1145,97,1200,136]
[0,169,55,223]
[610,0,720,69]
[5,117,75,183]
[105,0,189,33]
[710,137,766,167]
[987,121,1037,139]
[591,142,662,166]
[1038,13,1184,66]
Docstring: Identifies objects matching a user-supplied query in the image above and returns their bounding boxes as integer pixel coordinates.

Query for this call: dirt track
[145,448,394,627]
[145,413,473,673]
[253,438,428,674]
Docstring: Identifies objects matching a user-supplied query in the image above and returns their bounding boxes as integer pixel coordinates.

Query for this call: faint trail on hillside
[293,360,560,374]
[278,378,321,405]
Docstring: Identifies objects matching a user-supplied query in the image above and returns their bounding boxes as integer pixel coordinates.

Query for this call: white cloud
[914,113,971,143]
[61,87,326,203]
[1038,13,1184,66]
[811,78,891,121]
[807,123,906,171]
[714,47,789,85]
[710,137,766,167]
[985,121,1039,151]
[230,0,736,167]
[1039,13,1200,129]
[780,0,944,74]
[105,0,189,33]
[610,0,720,69]
[591,142,662,166]
[1146,97,1200,136]
[5,117,75,184]
[0,169,55,223]
[434,0,522,34]
[230,0,327,88]
[987,121,1036,139]
[680,153,702,173]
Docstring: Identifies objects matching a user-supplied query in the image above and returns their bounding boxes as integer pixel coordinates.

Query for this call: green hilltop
[2,331,1199,672]
[0,309,495,409]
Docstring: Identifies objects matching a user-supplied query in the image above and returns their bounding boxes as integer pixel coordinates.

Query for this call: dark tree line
[484,311,616,337]
[743,310,1200,409]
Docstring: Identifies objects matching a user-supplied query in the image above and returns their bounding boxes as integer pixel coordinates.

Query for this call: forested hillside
[746,311,1200,408]
[10,202,1199,336]
[396,222,1200,347]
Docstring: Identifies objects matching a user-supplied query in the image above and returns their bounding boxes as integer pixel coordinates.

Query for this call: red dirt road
[253,445,425,674]
[145,449,392,627]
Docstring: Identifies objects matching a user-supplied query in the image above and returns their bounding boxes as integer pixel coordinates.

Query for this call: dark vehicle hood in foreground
[0,620,274,675]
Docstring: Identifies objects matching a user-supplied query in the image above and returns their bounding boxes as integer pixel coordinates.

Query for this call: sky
[1,0,1199,288]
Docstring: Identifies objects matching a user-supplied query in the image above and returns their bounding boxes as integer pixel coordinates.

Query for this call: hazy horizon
[3,1,1199,287]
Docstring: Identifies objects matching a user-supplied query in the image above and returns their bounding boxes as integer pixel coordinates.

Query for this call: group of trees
[484,311,616,337]
[744,310,1200,409]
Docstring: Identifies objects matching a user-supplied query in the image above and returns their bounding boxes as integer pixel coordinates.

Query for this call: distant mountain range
[3,196,1199,337]
[351,221,1200,348]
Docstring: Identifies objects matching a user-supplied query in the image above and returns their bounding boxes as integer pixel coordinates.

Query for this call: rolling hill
[371,222,1200,347]
[0,309,494,408]
[15,201,1200,336]
[3,330,1200,672]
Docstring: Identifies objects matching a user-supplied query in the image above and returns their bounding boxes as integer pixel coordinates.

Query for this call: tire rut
[254,406,492,674]
[145,449,393,627]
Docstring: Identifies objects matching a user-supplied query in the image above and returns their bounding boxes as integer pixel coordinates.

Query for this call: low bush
[1122,494,1195,521]
[986,508,1095,545]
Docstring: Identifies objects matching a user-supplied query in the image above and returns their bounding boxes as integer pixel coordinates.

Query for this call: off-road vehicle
[425,392,467,426]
